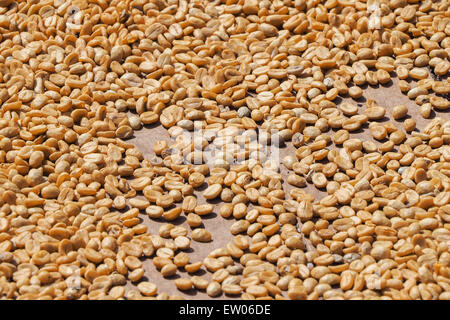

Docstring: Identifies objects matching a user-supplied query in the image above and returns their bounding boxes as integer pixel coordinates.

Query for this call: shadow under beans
[170,215,187,226]
[354,95,367,103]
[370,136,389,144]
[358,83,369,90]
[182,268,206,277]
[396,114,412,121]
[142,121,161,131]
[203,198,223,205]
[181,248,194,254]
[380,79,394,88]
[347,122,369,135]
[150,214,187,226]
[401,77,415,84]
[427,109,439,120]
[138,275,150,282]
[164,274,181,281]
[201,212,218,220]
[377,116,391,123]
[179,288,198,297]
[196,182,209,192]
[117,205,131,213]
[430,107,450,120]
[314,186,327,192]
[435,93,450,101]
[218,213,234,221]
[334,96,343,104]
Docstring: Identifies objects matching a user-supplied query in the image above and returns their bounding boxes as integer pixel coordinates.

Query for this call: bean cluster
[0,0,448,300]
